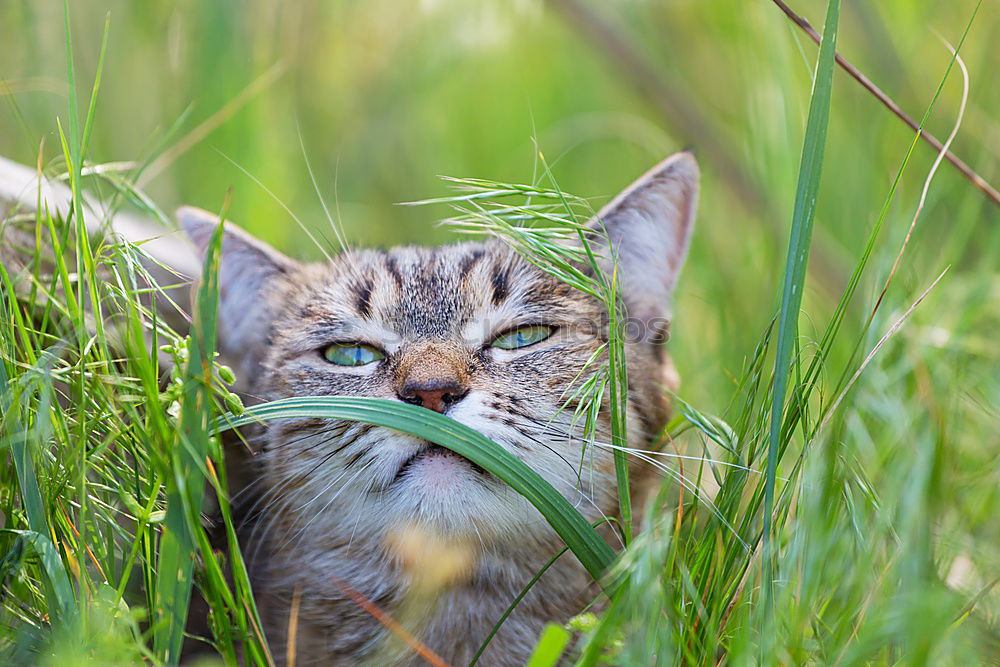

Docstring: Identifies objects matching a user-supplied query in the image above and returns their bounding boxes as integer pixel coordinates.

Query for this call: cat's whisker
[297,124,352,257]
[284,466,353,515]
[215,150,337,264]
[279,458,379,554]
[278,430,390,512]
[245,495,291,567]
[236,422,338,462]
[239,479,299,531]
[343,492,370,557]
[242,474,322,541]
[587,444,749,550]
[539,468,624,551]
[231,424,353,501]
[537,424,766,476]
[238,427,365,533]
[603,445,772,476]
[229,470,269,506]
[538,423,770,477]
[507,421,608,504]
[469,520,489,556]
[498,415,748,547]
[491,419,584,486]
[237,424,381,566]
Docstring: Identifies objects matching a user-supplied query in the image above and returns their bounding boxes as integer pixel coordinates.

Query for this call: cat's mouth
[393,442,487,484]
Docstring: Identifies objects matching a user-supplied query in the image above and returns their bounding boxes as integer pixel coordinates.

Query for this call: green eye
[322,343,385,366]
[490,325,554,350]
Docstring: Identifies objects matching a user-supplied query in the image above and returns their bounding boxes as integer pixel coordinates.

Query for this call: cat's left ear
[179,206,301,383]
[593,151,698,343]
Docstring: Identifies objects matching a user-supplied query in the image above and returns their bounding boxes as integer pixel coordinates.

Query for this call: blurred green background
[2,2,999,658]
[1,0,997,412]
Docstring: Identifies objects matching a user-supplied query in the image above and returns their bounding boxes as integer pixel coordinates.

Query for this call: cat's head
[181,152,697,554]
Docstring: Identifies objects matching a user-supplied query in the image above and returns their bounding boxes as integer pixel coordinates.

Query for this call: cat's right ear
[179,206,300,382]
[589,152,698,341]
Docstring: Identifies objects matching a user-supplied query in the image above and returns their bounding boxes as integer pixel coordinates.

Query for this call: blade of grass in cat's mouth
[393,442,488,484]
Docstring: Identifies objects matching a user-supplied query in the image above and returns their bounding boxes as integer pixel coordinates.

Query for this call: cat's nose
[398,379,469,414]
[395,342,471,413]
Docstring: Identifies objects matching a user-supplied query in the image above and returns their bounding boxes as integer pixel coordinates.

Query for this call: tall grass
[2,1,999,665]
[0,155,270,664]
[2,9,270,664]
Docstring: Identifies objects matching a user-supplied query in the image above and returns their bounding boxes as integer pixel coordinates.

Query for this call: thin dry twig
[771,0,999,208]
[286,585,302,667]
[329,575,452,667]
[554,0,998,210]
[244,598,277,667]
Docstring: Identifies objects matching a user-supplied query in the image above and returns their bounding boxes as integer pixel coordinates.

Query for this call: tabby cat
[180,151,698,665]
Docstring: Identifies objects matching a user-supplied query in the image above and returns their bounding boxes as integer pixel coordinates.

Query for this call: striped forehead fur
[296,242,580,339]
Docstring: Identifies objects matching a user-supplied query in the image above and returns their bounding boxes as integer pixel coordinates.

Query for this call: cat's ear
[593,151,698,343]
[178,206,300,382]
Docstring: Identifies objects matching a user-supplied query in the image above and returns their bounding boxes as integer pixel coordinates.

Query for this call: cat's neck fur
[256,523,595,666]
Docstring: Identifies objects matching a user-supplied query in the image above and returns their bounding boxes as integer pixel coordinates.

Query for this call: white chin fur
[271,396,574,548]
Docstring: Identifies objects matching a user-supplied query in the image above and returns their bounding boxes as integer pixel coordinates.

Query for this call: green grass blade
[525,623,572,667]
[2,531,76,626]
[0,268,76,627]
[762,0,840,619]
[0,275,46,537]
[217,396,618,585]
[471,546,570,665]
[152,211,226,665]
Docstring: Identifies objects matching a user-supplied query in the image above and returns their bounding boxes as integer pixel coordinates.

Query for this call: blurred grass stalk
[762,0,840,627]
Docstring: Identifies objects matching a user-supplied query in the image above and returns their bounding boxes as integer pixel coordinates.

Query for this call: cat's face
[181,152,698,555]
[258,242,618,547]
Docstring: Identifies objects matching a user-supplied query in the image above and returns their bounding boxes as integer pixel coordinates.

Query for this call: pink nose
[398,380,468,413]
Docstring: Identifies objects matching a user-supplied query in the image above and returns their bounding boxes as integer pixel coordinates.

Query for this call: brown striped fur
[181,152,698,665]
